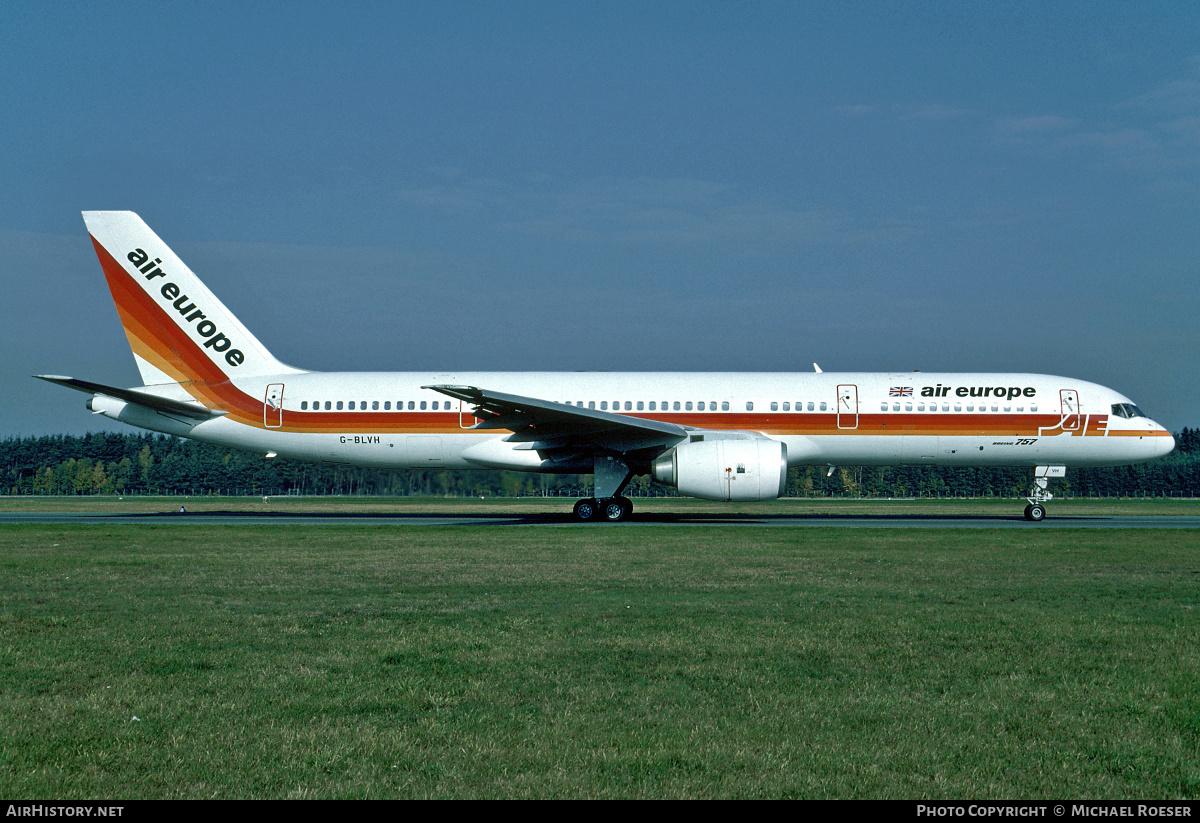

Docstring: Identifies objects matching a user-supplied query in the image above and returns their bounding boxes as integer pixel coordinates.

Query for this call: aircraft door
[459,399,481,429]
[1059,389,1081,432]
[264,383,284,428]
[837,384,858,429]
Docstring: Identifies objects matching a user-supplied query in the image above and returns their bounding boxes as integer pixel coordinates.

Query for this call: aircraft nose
[1157,427,1176,457]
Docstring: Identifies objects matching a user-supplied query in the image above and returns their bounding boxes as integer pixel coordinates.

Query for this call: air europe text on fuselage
[127,249,245,368]
[922,384,1037,401]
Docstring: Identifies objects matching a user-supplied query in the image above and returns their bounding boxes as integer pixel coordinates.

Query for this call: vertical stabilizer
[83,211,300,385]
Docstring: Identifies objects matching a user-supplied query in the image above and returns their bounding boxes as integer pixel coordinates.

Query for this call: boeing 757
[38,211,1175,522]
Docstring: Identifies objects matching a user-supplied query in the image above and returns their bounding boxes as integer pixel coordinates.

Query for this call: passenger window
[807,402,814,411]
[373,401,379,410]
[954,404,961,412]
[588,401,595,409]
[649,401,656,411]
[600,401,607,410]
[674,401,681,410]
[301,401,308,410]
[746,402,754,411]
[917,403,924,411]
[771,402,778,411]
[905,402,912,411]
[337,401,343,410]
[782,402,790,411]
[881,403,888,411]
[625,401,632,411]
[349,401,355,410]
[685,402,693,411]
[384,401,391,410]
[820,402,827,411]
[325,401,332,410]
[407,401,415,410]
[637,401,644,411]
[420,401,426,410]
[722,401,729,411]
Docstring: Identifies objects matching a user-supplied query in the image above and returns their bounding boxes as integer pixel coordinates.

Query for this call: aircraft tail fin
[82,211,299,385]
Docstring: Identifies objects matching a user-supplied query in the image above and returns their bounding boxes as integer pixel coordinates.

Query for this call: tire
[1025,504,1046,522]
[573,498,599,522]
[602,497,631,523]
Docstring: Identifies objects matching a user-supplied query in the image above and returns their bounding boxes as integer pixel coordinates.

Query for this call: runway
[2,510,1197,528]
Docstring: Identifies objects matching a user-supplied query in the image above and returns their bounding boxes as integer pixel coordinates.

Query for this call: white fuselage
[101,369,1175,472]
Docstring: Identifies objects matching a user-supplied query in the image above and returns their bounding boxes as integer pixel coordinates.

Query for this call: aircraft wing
[423,384,688,454]
[35,375,226,421]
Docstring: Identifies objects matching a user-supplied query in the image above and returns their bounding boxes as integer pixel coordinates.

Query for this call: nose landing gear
[1024,465,1064,522]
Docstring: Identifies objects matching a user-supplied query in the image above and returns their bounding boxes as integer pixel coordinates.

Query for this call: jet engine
[651,438,788,502]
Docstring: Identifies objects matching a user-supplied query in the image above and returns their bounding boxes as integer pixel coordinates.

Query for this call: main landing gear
[573,455,636,523]
[573,496,633,523]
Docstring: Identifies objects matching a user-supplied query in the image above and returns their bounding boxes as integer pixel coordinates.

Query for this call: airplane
[37,211,1175,522]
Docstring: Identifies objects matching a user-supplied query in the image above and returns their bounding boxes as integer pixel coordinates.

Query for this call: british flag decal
[889,386,913,397]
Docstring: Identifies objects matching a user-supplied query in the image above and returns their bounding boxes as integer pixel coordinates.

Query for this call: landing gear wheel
[1024,503,1046,522]
[573,498,599,522]
[602,496,632,523]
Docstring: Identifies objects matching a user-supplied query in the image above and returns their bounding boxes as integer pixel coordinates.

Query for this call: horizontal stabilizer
[35,375,226,420]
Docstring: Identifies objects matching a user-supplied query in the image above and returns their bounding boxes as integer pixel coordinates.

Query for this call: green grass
[1,524,1198,798]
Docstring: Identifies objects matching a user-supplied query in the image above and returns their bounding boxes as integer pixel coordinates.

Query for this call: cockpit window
[1110,403,1147,419]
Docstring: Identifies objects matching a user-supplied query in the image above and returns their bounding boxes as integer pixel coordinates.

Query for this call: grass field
[1,518,1198,798]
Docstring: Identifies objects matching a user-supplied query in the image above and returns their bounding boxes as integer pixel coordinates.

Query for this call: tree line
[2,429,1199,498]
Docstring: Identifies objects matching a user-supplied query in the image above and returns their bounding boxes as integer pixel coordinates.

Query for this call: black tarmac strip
[1,511,1198,528]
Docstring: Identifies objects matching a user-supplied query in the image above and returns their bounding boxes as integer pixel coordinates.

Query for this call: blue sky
[3,1,1198,434]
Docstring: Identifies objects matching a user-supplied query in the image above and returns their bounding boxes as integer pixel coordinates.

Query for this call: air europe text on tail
[82,211,301,384]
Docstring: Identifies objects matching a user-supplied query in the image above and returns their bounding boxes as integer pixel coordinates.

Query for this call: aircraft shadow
[111,509,1104,525]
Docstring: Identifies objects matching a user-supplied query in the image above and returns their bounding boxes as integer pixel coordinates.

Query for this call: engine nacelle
[87,393,129,420]
[651,438,788,502]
